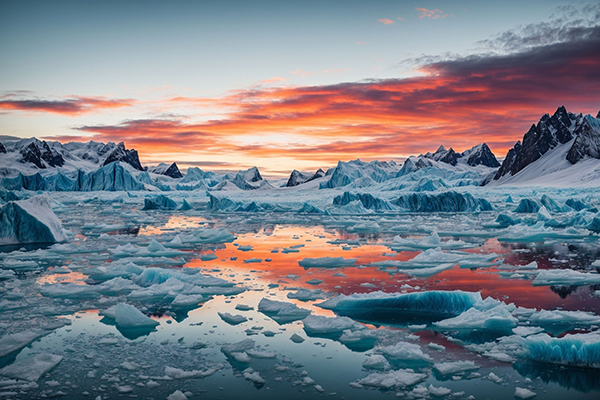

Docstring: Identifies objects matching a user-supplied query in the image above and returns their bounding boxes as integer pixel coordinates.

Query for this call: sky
[1,0,600,176]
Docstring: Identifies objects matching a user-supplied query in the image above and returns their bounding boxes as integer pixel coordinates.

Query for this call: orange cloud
[377,18,395,25]
[44,26,600,172]
[416,8,448,19]
[0,95,134,115]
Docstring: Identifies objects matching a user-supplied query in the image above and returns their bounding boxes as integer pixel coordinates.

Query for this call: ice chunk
[167,390,188,400]
[532,269,600,286]
[433,361,479,375]
[290,333,305,343]
[390,232,469,250]
[523,332,600,368]
[298,257,357,269]
[287,288,327,301]
[111,303,159,328]
[0,195,67,245]
[378,341,432,363]
[515,387,537,399]
[514,198,541,213]
[0,330,50,358]
[302,315,364,336]
[0,354,62,381]
[434,302,517,331]
[218,312,247,325]
[142,194,177,210]
[164,365,222,379]
[258,298,311,323]
[243,369,265,385]
[428,384,452,397]
[40,282,100,299]
[221,339,255,358]
[512,326,544,337]
[356,369,428,389]
[362,355,390,370]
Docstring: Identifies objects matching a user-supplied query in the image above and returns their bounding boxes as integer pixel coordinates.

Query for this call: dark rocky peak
[164,162,183,179]
[103,142,144,171]
[566,115,600,164]
[286,168,326,187]
[494,106,581,180]
[423,145,460,166]
[39,141,65,167]
[20,142,45,168]
[596,110,600,119]
[462,143,500,168]
[0,142,6,154]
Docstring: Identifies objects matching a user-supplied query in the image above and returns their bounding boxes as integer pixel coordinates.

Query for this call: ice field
[2,183,600,400]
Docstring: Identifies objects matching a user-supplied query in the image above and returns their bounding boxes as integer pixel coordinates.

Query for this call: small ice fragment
[291,334,305,343]
[218,312,248,325]
[515,387,537,399]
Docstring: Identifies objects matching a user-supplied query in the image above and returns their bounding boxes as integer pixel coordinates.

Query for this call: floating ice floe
[0,330,52,358]
[302,315,364,337]
[164,365,222,379]
[354,369,429,389]
[0,195,67,245]
[378,341,433,364]
[218,312,248,325]
[258,298,311,323]
[105,303,160,329]
[286,288,327,301]
[531,269,600,286]
[432,361,479,375]
[298,257,357,269]
[0,354,63,381]
[389,232,471,251]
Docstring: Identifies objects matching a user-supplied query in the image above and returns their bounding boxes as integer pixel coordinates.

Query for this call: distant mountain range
[1,106,599,191]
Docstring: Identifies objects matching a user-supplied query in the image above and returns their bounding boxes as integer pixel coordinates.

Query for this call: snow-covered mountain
[0,138,145,176]
[148,162,183,179]
[492,107,600,186]
[286,169,325,187]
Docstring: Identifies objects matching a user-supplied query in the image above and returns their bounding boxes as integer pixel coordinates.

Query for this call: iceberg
[523,332,600,368]
[514,198,541,213]
[333,192,397,211]
[394,191,493,212]
[0,195,67,245]
[318,290,482,324]
[142,194,178,210]
[434,302,518,331]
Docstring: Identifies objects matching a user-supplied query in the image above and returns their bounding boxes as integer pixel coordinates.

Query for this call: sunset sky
[1,0,600,176]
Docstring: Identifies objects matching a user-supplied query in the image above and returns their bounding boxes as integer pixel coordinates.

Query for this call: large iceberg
[318,290,482,324]
[0,195,67,245]
[393,191,493,212]
[523,332,600,368]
